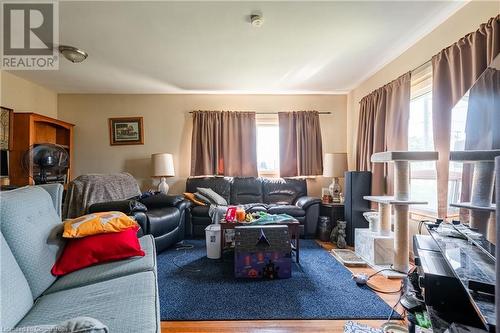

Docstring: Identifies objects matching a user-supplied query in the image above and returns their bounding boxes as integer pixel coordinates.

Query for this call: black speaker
[344,171,372,246]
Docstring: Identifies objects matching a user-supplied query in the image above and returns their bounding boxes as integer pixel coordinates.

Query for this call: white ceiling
[8,1,466,94]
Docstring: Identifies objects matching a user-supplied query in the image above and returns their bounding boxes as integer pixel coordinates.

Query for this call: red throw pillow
[52,226,145,276]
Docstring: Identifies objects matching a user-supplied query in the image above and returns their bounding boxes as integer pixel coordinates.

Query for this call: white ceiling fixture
[250,14,264,28]
[7,1,467,94]
[59,45,88,63]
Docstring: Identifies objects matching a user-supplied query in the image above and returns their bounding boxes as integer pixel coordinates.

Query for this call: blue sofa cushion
[44,235,156,294]
[0,186,64,299]
[1,233,34,330]
[17,272,159,333]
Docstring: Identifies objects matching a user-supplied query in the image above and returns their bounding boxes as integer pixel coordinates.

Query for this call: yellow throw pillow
[183,192,206,206]
[63,211,138,238]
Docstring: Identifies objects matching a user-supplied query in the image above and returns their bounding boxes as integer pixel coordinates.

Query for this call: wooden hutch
[9,113,74,187]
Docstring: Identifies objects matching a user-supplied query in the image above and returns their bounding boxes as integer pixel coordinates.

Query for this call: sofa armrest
[295,196,321,210]
[88,199,147,215]
[38,183,64,218]
[140,193,191,210]
[133,212,148,236]
[295,196,321,238]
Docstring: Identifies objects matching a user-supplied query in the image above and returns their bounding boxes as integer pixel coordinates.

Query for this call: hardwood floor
[161,240,405,333]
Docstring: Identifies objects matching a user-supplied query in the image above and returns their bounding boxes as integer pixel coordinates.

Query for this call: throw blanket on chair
[63,173,141,219]
[208,205,228,224]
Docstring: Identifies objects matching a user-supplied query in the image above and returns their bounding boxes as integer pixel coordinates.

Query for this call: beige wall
[346,1,500,169]
[1,71,58,119]
[58,94,347,196]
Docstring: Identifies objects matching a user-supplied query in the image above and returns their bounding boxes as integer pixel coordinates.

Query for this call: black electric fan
[21,144,69,184]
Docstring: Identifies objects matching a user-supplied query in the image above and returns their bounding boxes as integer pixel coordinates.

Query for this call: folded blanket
[208,205,228,224]
[63,173,141,219]
[250,213,296,225]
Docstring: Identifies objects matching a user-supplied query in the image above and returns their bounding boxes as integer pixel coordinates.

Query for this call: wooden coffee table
[219,220,301,263]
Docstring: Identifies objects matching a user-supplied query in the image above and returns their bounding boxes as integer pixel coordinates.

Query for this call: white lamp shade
[152,153,175,177]
[323,153,348,178]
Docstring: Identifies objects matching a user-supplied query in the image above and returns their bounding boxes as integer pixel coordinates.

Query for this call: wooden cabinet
[9,113,74,187]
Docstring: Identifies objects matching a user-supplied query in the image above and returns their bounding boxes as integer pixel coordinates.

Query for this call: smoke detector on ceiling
[250,14,264,28]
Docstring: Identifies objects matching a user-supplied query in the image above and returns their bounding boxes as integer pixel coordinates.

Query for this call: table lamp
[323,153,348,202]
[152,153,175,194]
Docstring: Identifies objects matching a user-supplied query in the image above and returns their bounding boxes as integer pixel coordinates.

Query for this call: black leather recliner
[88,194,191,252]
[186,177,321,238]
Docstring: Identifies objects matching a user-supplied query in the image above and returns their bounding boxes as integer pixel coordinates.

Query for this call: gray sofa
[0,184,160,332]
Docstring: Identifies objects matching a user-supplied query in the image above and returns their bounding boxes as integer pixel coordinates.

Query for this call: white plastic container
[205,224,221,259]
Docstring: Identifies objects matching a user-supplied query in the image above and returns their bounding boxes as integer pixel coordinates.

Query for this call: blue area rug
[157,239,399,321]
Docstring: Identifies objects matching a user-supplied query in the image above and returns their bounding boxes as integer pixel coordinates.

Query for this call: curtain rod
[411,59,432,73]
[188,111,332,115]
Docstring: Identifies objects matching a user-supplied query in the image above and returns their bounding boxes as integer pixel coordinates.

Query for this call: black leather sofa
[186,177,321,238]
[88,194,191,252]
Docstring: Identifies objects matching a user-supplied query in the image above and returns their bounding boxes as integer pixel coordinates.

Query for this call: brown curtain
[431,15,499,218]
[355,72,411,196]
[220,112,258,177]
[190,111,257,177]
[278,111,323,177]
[191,111,220,176]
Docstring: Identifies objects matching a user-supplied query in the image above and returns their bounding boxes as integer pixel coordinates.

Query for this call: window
[409,62,437,213]
[448,93,469,208]
[408,62,467,215]
[256,114,279,177]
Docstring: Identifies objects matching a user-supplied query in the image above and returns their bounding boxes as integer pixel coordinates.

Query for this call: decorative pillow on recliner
[62,211,138,238]
[194,192,212,205]
[197,187,228,206]
[183,192,206,206]
[52,226,144,276]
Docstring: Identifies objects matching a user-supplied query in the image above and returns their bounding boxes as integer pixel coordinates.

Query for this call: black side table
[320,202,345,229]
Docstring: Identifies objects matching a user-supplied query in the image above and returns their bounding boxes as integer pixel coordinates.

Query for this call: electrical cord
[366,281,403,294]
[175,244,194,250]
[418,220,435,235]
[172,243,201,273]
[385,288,404,324]
[353,267,407,294]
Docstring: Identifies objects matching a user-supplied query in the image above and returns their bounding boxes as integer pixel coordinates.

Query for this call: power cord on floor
[175,243,194,250]
[352,267,406,294]
[172,242,201,273]
[366,282,403,295]
[383,288,405,326]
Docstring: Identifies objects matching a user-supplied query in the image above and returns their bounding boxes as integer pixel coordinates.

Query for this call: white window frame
[256,114,280,178]
[409,61,438,216]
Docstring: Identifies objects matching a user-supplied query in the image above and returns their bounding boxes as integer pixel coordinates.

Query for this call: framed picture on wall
[0,107,14,150]
[108,117,144,145]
